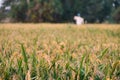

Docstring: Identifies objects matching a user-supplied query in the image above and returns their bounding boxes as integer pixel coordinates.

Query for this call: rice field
[0,24,120,80]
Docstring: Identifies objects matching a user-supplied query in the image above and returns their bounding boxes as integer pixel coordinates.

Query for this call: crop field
[0,24,120,80]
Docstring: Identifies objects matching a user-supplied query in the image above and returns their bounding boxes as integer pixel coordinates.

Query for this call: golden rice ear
[89,77,94,80]
[106,77,111,80]
[0,77,2,80]
[25,70,31,80]
[12,74,19,80]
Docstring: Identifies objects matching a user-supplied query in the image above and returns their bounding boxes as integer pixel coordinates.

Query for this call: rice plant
[0,24,119,80]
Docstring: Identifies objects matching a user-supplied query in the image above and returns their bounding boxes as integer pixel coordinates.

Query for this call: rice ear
[25,70,31,80]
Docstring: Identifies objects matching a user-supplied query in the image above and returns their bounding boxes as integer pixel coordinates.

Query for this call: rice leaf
[21,44,28,71]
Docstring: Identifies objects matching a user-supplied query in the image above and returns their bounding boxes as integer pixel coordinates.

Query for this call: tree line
[0,0,120,23]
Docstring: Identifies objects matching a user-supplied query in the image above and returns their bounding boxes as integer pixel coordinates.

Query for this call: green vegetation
[0,0,120,23]
[112,7,120,23]
[0,24,120,80]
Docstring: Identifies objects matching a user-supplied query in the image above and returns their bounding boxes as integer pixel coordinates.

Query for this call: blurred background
[0,0,120,23]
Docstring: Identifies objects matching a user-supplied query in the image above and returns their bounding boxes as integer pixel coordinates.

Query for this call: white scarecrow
[74,13,84,25]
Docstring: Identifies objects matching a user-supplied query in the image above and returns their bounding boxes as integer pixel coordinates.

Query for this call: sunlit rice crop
[0,23,120,80]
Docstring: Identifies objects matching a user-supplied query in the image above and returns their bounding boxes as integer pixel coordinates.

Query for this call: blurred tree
[1,0,27,22]
[11,0,28,22]
[112,7,120,23]
[113,0,120,9]
[74,0,113,23]
[60,0,75,22]
[2,0,63,22]
[1,0,119,23]
[61,0,113,23]
[0,7,5,21]
[26,0,63,22]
